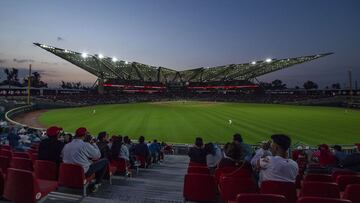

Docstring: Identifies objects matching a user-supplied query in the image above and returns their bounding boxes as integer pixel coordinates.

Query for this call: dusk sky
[0,0,359,88]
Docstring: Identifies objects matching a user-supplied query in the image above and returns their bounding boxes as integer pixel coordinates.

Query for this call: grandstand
[34,43,333,93]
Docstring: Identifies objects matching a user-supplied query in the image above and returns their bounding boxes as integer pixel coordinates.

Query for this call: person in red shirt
[318,144,336,166]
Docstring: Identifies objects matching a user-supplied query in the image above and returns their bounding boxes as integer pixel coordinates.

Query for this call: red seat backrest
[0,145,11,150]
[336,175,360,191]
[35,160,58,181]
[0,149,12,159]
[297,197,352,203]
[0,155,10,174]
[3,168,41,203]
[300,181,340,198]
[183,174,216,202]
[236,193,287,203]
[0,169,4,196]
[110,158,127,173]
[11,157,34,171]
[214,166,237,183]
[260,181,297,203]
[135,155,146,167]
[188,161,207,167]
[13,152,31,159]
[219,177,258,202]
[187,166,210,174]
[332,170,355,181]
[343,184,360,203]
[304,174,333,182]
[59,163,86,188]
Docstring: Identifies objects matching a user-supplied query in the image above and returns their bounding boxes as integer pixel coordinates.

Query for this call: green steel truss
[34,43,332,83]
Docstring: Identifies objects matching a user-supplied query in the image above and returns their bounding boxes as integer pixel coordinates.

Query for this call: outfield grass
[39,101,360,145]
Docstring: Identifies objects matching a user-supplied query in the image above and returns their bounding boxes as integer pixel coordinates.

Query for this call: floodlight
[265,58,272,63]
[81,53,88,58]
[125,61,129,64]
[112,57,118,62]
[98,54,104,59]
[251,61,256,65]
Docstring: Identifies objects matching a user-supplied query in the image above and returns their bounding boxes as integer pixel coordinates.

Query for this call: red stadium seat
[297,197,352,203]
[3,168,58,203]
[336,175,360,191]
[187,166,210,174]
[0,149,12,159]
[343,184,360,203]
[0,155,10,174]
[28,148,38,154]
[332,170,355,181]
[11,157,34,171]
[110,158,128,174]
[214,166,237,183]
[13,151,31,159]
[35,160,58,181]
[28,152,38,164]
[183,174,217,202]
[0,145,11,150]
[135,155,146,168]
[106,163,117,184]
[59,163,95,196]
[260,181,297,203]
[219,176,258,202]
[231,193,287,203]
[300,181,340,198]
[304,174,333,182]
[0,169,4,196]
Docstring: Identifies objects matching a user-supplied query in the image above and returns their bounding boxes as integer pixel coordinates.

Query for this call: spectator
[218,142,251,171]
[62,127,108,192]
[319,144,336,166]
[204,142,222,170]
[134,136,150,163]
[7,125,20,150]
[258,134,298,185]
[38,126,65,165]
[188,137,207,164]
[96,131,110,159]
[251,140,272,168]
[233,133,254,161]
[63,133,73,144]
[149,139,161,163]
[110,136,129,161]
[332,145,347,164]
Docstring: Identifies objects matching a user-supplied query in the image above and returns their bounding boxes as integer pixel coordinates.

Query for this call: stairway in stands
[43,155,189,203]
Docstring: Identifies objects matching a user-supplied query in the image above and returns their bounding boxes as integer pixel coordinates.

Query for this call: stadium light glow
[251,61,256,65]
[98,54,104,59]
[125,61,129,64]
[81,53,88,58]
[64,49,69,53]
[112,57,118,62]
[265,58,272,63]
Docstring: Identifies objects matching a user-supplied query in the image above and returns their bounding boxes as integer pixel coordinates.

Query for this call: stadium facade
[34,43,332,93]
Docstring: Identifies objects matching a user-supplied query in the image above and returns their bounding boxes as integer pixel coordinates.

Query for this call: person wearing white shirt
[251,141,272,168]
[62,127,108,192]
[257,134,298,186]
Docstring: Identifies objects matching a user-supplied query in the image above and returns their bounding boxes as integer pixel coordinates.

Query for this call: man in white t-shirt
[257,134,298,186]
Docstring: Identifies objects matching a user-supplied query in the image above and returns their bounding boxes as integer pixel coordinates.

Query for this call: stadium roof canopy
[34,43,332,83]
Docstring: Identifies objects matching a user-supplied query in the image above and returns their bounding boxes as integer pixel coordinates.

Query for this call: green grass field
[39,101,360,145]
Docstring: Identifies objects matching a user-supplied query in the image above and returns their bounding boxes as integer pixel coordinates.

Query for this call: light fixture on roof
[112,57,118,62]
[265,58,272,63]
[64,49,69,53]
[98,54,104,59]
[251,61,256,65]
[125,61,129,64]
[81,53,88,58]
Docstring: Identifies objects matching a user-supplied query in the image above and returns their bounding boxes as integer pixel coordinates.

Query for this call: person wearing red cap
[62,127,108,193]
[38,126,65,165]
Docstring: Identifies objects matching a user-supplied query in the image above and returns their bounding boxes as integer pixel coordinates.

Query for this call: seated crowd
[186,133,360,203]
[0,125,172,202]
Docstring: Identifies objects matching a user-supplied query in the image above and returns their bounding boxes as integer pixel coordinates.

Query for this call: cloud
[0,59,6,63]
[13,58,35,63]
[57,37,64,41]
